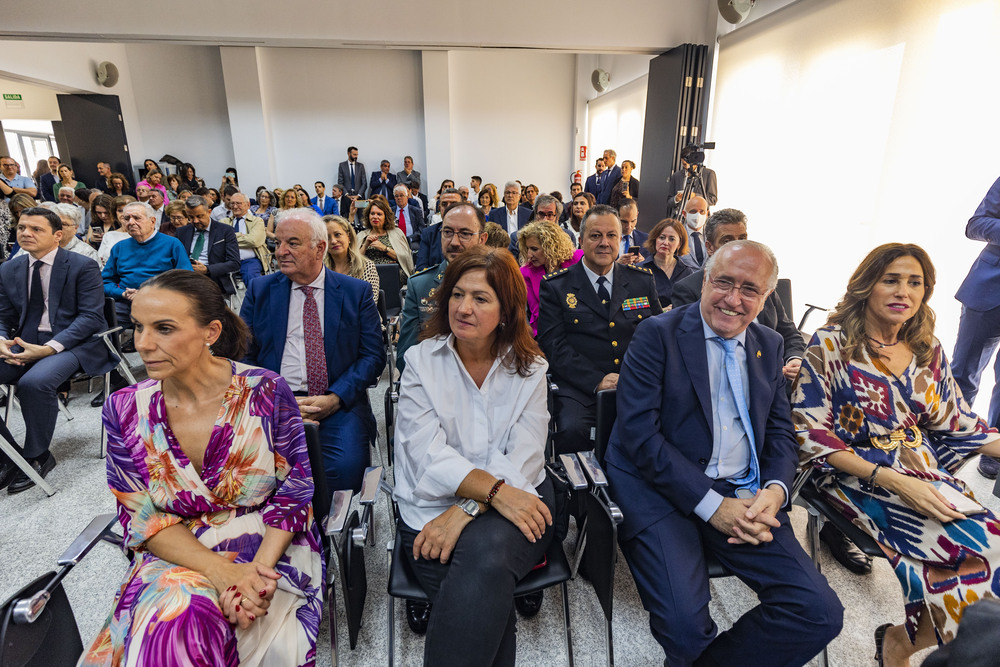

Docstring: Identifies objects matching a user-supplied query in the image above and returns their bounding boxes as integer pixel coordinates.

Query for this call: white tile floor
[2,356,997,666]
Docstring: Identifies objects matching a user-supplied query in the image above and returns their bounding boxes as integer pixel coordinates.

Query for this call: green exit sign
[2,94,22,101]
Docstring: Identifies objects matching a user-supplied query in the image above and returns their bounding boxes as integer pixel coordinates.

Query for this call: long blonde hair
[517,220,576,273]
[323,215,367,279]
[826,243,936,366]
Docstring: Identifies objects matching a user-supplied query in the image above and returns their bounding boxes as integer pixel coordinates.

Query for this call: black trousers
[398,477,555,667]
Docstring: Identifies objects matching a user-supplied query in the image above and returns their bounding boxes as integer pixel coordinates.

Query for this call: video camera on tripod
[676,142,716,217]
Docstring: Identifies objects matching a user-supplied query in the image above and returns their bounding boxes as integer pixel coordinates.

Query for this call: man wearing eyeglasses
[0,156,37,199]
[507,194,575,262]
[604,240,843,666]
[397,202,487,374]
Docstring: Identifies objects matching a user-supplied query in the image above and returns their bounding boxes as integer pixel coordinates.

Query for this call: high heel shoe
[874,623,891,666]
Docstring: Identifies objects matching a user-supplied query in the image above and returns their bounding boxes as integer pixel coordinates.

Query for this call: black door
[56,94,131,190]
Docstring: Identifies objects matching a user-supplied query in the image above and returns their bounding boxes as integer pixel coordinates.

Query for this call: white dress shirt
[505,207,519,235]
[393,335,549,530]
[280,270,326,392]
[580,260,614,294]
[25,247,64,352]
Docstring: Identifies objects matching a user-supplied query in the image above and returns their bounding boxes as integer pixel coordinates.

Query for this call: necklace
[869,336,900,349]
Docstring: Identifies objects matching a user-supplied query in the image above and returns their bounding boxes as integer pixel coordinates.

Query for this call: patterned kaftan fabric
[792,325,1000,644]
[80,362,324,667]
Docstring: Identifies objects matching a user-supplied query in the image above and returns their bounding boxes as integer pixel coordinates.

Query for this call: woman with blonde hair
[517,220,584,335]
[266,188,299,242]
[323,215,380,302]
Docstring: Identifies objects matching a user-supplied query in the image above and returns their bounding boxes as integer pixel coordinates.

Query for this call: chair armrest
[558,454,589,491]
[352,466,391,547]
[577,451,608,488]
[324,489,353,536]
[57,513,119,566]
[358,466,385,505]
[93,325,124,341]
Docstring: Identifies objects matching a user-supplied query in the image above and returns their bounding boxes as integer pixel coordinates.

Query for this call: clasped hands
[413,485,552,564]
[709,485,784,545]
[214,561,282,630]
[296,393,341,424]
[0,338,54,365]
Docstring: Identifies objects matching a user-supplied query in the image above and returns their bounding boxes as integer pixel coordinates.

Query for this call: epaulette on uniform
[625,264,653,275]
[411,265,436,278]
[543,267,571,281]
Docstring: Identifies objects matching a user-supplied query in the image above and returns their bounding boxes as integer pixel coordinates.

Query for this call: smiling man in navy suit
[0,208,116,493]
[604,240,842,665]
[240,207,384,492]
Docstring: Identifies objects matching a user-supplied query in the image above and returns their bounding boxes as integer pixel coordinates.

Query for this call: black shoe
[514,590,544,618]
[91,378,128,408]
[819,523,872,575]
[874,622,891,666]
[0,461,16,491]
[7,452,56,495]
[978,455,1000,480]
[405,600,431,634]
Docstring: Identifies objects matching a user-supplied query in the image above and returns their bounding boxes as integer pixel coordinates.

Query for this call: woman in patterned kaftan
[80,270,323,667]
[792,243,1000,667]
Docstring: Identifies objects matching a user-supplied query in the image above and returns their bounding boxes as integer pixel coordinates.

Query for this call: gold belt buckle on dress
[870,426,922,451]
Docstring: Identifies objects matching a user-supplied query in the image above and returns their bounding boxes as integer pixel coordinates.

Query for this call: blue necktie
[715,337,760,493]
[622,235,631,254]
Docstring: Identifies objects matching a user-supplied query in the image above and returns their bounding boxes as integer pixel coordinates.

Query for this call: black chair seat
[706,554,729,578]
[388,530,572,601]
[800,483,885,559]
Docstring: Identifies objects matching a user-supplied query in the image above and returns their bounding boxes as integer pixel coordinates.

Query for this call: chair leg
[387,539,395,667]
[58,398,73,422]
[605,611,614,667]
[329,582,339,667]
[3,385,14,425]
[560,580,574,666]
[806,507,823,573]
[0,421,55,496]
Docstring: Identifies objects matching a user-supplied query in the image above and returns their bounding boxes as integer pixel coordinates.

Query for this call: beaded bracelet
[864,464,882,493]
[486,479,505,505]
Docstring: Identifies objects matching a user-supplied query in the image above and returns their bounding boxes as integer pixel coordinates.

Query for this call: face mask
[685,211,706,231]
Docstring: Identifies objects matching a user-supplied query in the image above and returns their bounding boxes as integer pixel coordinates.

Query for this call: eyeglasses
[708,277,766,300]
[441,229,479,241]
[535,211,557,220]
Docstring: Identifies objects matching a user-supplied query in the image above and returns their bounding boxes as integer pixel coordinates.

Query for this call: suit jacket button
[614,358,620,365]
[612,341,618,347]
[609,321,615,327]
[698,458,708,465]
[637,314,642,319]
[574,318,579,324]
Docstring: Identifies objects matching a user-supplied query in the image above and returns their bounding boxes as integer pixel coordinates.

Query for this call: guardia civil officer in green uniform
[396,202,488,371]
[538,204,662,454]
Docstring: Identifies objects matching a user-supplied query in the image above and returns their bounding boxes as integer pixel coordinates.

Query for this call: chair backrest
[0,572,83,667]
[775,278,793,322]
[594,389,617,463]
[303,423,330,525]
[375,264,402,316]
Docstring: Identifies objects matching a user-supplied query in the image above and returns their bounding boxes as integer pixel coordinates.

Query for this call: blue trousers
[239,257,264,288]
[317,406,374,492]
[0,344,81,459]
[608,471,843,666]
[951,304,1000,427]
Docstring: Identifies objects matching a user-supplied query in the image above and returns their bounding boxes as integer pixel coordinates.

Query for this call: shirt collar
[28,246,59,268]
[700,309,747,347]
[581,258,614,288]
[295,268,326,292]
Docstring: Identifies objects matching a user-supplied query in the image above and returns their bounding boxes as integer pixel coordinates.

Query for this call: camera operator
[666,144,718,217]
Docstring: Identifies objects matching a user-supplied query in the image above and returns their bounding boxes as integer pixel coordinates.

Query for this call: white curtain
[587,76,648,179]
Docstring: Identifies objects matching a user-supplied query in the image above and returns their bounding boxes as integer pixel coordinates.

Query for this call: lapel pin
[756,350,761,358]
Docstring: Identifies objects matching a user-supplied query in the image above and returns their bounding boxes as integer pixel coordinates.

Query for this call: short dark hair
[347,146,358,153]
[315,181,325,188]
[704,208,747,246]
[221,184,240,198]
[471,176,482,184]
[442,201,486,232]
[404,155,413,162]
[184,195,210,210]
[20,207,63,234]
[140,270,250,360]
[195,187,211,197]
[580,204,620,238]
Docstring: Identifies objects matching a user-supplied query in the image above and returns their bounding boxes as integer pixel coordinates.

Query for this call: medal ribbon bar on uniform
[622,296,650,311]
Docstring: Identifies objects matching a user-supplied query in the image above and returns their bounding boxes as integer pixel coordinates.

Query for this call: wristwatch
[455,497,481,519]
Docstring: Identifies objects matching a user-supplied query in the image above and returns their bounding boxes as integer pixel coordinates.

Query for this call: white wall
[0,76,61,121]
[255,47,425,192]
[448,50,576,196]
[124,44,234,186]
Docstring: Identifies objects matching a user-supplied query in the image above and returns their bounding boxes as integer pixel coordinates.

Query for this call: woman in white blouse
[394,245,553,666]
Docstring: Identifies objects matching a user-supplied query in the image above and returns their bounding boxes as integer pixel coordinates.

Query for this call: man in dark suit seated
[415,189,462,271]
[390,184,425,245]
[604,240,843,665]
[487,181,532,236]
[0,208,117,493]
[369,159,397,200]
[310,181,338,216]
[176,195,241,296]
[240,207,384,492]
[614,200,650,265]
[538,204,662,455]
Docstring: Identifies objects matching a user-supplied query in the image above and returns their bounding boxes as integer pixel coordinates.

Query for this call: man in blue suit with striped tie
[604,240,843,665]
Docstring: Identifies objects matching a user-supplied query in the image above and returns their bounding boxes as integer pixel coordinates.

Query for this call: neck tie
[350,164,356,190]
[235,217,243,233]
[190,229,206,262]
[596,276,611,317]
[693,232,705,265]
[715,337,760,493]
[623,235,631,254]
[21,261,44,344]
[398,207,407,236]
[300,286,329,396]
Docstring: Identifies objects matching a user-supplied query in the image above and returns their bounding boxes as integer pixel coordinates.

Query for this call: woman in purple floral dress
[80,270,323,667]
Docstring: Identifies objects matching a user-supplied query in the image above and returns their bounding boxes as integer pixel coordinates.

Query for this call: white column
[220,46,276,193]
[421,51,453,193]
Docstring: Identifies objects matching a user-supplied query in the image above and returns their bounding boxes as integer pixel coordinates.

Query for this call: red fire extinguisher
[572,170,582,184]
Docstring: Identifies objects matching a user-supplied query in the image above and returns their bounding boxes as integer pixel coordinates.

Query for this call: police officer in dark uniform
[397,202,488,372]
[538,204,662,455]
